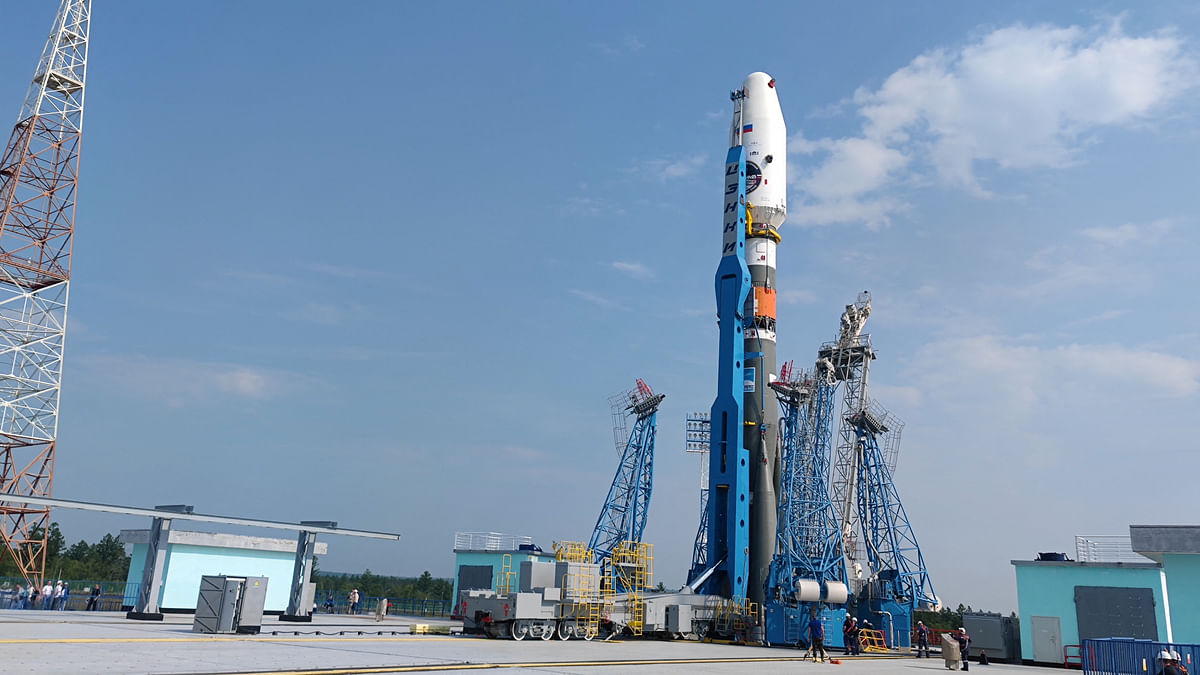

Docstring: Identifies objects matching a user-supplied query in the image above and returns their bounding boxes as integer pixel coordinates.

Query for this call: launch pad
[0,609,1063,674]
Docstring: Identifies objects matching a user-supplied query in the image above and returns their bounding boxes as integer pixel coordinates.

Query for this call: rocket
[732,72,786,607]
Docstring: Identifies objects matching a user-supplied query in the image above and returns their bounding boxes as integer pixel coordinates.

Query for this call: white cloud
[629,153,707,181]
[792,135,909,201]
[568,289,627,311]
[1004,221,1171,298]
[1067,309,1128,326]
[1081,219,1172,246]
[792,22,1197,227]
[778,289,819,305]
[611,261,654,280]
[75,354,312,407]
[562,195,626,218]
[911,335,1200,408]
[594,35,644,57]
[870,383,925,408]
[282,301,368,325]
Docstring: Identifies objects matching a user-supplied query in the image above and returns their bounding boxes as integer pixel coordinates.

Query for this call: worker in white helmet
[954,627,971,671]
[1158,650,1184,675]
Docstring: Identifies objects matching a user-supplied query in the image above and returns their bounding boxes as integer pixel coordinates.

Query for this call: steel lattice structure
[0,0,89,584]
[684,412,710,577]
[588,380,665,563]
[824,294,876,572]
[852,405,938,609]
[767,364,846,595]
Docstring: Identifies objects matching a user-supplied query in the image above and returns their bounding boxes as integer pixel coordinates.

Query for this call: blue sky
[3,1,1199,613]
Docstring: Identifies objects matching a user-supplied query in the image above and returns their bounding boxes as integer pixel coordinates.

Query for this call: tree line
[914,604,1019,630]
[313,566,453,602]
[0,523,131,583]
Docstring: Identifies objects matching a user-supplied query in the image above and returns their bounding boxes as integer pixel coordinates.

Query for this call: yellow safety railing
[496,553,515,595]
[609,541,653,636]
[554,540,594,563]
[859,628,889,653]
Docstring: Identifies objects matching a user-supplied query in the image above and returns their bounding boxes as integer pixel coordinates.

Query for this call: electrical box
[963,611,1022,663]
[666,604,692,633]
[193,575,269,635]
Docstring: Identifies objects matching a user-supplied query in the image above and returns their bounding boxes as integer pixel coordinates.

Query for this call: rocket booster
[733,72,786,607]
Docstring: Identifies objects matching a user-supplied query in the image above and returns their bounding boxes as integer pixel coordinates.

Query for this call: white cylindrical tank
[730,71,787,229]
[822,581,849,604]
[795,579,822,602]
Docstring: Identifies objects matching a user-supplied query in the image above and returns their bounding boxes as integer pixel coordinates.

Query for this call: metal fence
[0,578,139,611]
[1082,638,1200,675]
[315,593,451,617]
[1075,536,1156,564]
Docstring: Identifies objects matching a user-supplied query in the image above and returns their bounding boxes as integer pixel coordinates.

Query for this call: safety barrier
[1065,644,1082,669]
[860,628,889,653]
[1082,638,1200,675]
[0,578,139,611]
[317,594,451,617]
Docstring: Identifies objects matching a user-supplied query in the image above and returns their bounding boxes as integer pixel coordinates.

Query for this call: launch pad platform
[0,608,1064,674]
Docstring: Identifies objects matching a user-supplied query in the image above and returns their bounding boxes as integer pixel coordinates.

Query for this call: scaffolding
[611,540,653,635]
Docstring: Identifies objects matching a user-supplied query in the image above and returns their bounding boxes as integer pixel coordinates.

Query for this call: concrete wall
[1013,562,1168,662]
[1163,554,1200,644]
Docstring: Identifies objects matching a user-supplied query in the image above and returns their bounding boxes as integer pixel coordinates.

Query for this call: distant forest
[0,522,131,582]
[915,605,1019,630]
[312,563,453,602]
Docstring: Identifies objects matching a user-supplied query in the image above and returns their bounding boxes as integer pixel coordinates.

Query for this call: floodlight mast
[0,0,90,586]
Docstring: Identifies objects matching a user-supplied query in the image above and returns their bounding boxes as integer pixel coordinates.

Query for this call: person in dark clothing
[843,616,856,655]
[86,585,101,611]
[955,627,971,671]
[915,621,930,658]
[808,615,828,663]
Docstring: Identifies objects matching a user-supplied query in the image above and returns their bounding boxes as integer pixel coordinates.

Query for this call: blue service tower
[690,140,751,600]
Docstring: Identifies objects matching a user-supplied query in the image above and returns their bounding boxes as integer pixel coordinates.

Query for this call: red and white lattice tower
[0,0,90,584]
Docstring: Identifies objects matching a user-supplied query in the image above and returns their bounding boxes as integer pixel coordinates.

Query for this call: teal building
[1012,525,1200,665]
[450,532,555,609]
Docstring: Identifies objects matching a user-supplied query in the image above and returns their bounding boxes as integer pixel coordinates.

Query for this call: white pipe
[876,610,894,650]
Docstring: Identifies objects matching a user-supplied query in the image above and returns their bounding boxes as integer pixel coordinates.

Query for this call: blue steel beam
[590,386,665,562]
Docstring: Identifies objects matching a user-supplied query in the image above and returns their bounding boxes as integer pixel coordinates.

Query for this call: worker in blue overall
[808,614,828,663]
[915,621,930,658]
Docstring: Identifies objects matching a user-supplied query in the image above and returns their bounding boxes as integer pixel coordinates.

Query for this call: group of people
[4,581,104,611]
[800,614,890,662]
[1158,650,1190,675]
[321,589,362,614]
[799,615,973,667]
[839,615,877,655]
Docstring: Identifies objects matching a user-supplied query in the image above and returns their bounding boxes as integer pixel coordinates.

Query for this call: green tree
[65,540,90,561]
[46,522,66,561]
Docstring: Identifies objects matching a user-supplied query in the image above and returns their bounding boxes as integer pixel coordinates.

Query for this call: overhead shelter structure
[119,528,329,613]
[0,493,401,621]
